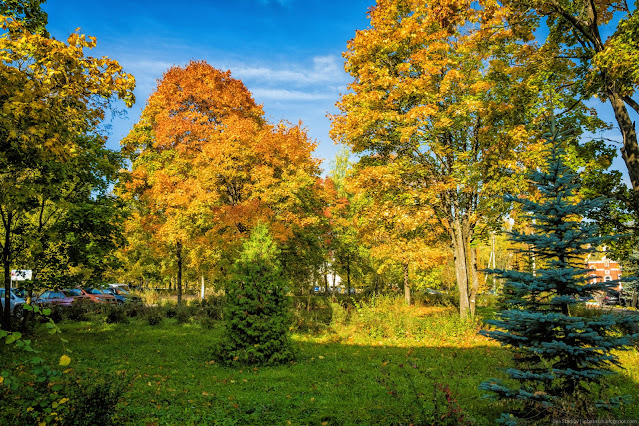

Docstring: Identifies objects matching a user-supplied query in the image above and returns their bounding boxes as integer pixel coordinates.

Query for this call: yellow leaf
[59,355,71,366]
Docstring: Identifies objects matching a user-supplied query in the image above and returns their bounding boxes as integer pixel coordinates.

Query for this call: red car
[66,288,117,304]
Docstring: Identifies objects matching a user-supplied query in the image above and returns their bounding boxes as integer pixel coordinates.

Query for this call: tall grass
[328,294,482,347]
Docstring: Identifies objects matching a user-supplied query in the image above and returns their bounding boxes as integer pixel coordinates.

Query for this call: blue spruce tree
[480,122,638,423]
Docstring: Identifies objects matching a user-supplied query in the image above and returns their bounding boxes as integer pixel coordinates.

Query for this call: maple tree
[121,61,322,301]
[504,0,639,212]
[349,161,449,304]
[0,17,135,328]
[332,0,533,318]
[332,0,613,318]
[0,0,48,35]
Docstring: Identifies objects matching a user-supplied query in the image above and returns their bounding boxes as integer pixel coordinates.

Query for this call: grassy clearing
[2,297,638,425]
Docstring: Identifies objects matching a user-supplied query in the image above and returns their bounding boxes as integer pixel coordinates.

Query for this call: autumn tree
[349,161,449,304]
[121,61,321,302]
[333,0,530,318]
[0,17,135,328]
[505,1,639,213]
[0,0,48,34]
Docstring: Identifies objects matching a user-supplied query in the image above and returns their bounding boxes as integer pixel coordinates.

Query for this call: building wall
[586,257,621,290]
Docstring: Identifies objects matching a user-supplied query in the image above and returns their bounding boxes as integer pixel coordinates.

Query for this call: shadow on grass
[13,316,639,426]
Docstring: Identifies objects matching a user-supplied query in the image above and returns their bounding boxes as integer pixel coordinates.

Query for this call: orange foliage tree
[120,61,322,302]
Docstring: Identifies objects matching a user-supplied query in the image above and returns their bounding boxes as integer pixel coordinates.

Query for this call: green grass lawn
[2,299,638,425]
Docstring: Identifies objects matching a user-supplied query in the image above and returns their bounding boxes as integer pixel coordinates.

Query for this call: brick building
[586,256,621,290]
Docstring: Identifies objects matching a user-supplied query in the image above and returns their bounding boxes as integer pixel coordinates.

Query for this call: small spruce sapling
[220,223,293,366]
[480,121,639,423]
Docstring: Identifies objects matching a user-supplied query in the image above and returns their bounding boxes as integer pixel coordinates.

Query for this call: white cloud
[231,55,346,86]
[251,88,335,101]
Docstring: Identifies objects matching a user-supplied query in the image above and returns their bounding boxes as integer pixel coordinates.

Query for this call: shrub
[329,301,349,329]
[199,315,218,329]
[61,302,92,322]
[164,306,177,318]
[146,309,163,326]
[176,306,192,324]
[124,304,142,318]
[219,223,293,366]
[104,305,127,324]
[63,370,128,426]
[291,300,332,334]
[141,289,160,306]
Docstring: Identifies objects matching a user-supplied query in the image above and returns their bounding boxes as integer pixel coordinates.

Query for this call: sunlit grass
[5,298,638,425]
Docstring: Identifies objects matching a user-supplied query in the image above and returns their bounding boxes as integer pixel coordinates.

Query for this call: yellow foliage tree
[331,0,550,318]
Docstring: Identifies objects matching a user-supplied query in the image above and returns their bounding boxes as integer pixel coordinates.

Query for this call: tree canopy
[0,16,135,327]
[120,61,322,298]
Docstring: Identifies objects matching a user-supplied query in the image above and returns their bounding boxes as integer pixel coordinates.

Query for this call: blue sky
[44,0,375,172]
[43,0,634,184]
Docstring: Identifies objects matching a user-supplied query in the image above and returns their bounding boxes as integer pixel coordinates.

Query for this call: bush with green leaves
[480,123,639,422]
[219,223,293,366]
[104,305,128,324]
[0,305,72,424]
[145,309,163,326]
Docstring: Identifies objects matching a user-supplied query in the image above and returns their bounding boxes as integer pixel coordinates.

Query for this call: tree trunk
[346,255,351,294]
[469,246,480,317]
[1,210,13,330]
[451,218,471,319]
[324,262,329,295]
[201,275,205,301]
[176,241,183,306]
[403,262,410,305]
[607,91,639,212]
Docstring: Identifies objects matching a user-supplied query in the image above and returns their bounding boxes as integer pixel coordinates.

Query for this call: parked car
[66,288,116,304]
[12,288,31,300]
[102,287,141,305]
[603,291,620,305]
[0,288,26,317]
[109,283,131,292]
[34,290,76,307]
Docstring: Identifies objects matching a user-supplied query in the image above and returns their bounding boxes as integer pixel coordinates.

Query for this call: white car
[109,283,131,292]
[0,288,26,317]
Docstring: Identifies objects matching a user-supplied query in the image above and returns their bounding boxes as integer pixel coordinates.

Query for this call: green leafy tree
[480,121,639,422]
[220,223,293,366]
[504,0,639,212]
[0,18,134,328]
[619,249,639,308]
[0,0,48,35]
